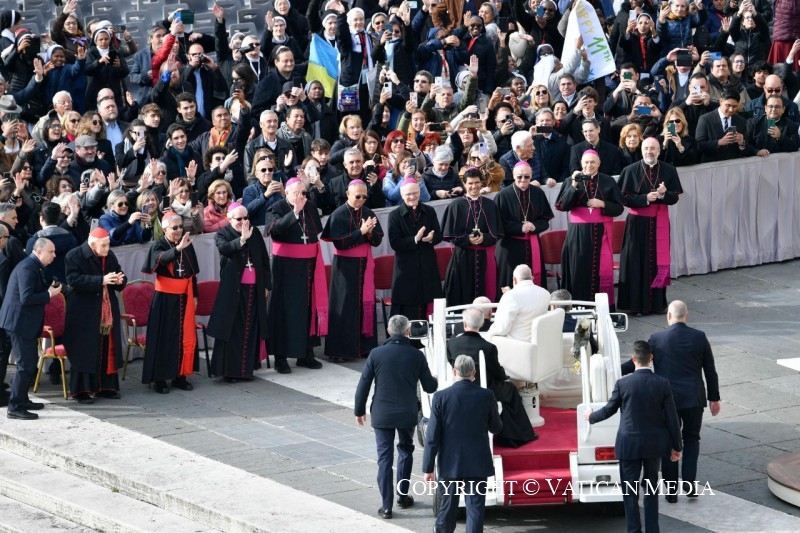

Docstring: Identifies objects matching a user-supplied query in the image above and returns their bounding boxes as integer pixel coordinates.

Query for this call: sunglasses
[353,194,367,200]
[534,90,549,95]
[177,189,190,194]
[765,88,782,93]
[21,166,31,170]
[258,168,274,173]
[391,138,405,143]
[167,225,182,231]
[117,202,128,207]
[91,120,101,125]
[157,170,166,175]
[49,123,62,129]
[413,79,430,83]
[667,119,681,124]
[258,154,275,161]
[516,175,532,179]
[68,118,80,123]
[212,156,225,161]
[231,215,249,221]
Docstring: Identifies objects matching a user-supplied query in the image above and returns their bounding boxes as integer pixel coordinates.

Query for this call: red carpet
[494,408,578,505]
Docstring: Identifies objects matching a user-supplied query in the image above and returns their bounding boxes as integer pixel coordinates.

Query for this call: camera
[573,173,589,183]
[31,193,43,205]
[239,43,255,54]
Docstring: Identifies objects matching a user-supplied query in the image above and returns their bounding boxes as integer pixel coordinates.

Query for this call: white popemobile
[414,293,628,513]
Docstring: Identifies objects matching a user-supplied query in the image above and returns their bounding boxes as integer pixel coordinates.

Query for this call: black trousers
[7,332,38,412]
[619,457,660,533]
[661,406,703,486]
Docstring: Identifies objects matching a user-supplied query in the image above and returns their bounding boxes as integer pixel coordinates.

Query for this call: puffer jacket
[657,10,707,51]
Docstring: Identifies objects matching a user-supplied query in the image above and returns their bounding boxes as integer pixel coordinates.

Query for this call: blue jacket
[242,180,285,226]
[98,210,152,246]
[382,173,431,207]
[0,254,50,339]
[657,11,705,53]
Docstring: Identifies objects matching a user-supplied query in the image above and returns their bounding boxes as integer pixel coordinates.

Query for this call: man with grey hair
[0,238,61,419]
[354,314,437,520]
[243,110,292,174]
[499,130,541,187]
[647,300,720,502]
[52,91,72,120]
[0,223,11,406]
[329,147,385,209]
[423,353,502,532]
[488,264,550,341]
[448,306,538,447]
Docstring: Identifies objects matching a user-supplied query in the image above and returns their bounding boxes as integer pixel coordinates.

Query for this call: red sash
[155,275,196,377]
[629,204,671,288]
[510,235,543,286]
[469,244,497,302]
[334,243,375,335]
[569,208,614,304]
[272,241,329,336]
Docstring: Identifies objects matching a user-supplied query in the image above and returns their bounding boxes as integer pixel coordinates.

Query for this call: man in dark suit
[448,307,537,447]
[568,118,622,175]
[586,340,682,533]
[648,300,721,502]
[0,238,62,420]
[746,95,800,155]
[354,314,438,519]
[423,354,503,533]
[695,88,756,163]
[533,109,570,185]
[0,224,12,407]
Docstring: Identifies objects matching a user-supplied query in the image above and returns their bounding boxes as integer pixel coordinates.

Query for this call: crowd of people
[0,0,778,419]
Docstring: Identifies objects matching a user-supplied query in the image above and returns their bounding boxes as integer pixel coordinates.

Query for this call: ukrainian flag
[307,34,338,98]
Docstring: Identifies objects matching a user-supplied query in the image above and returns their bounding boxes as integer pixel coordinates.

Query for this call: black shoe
[24,402,44,410]
[96,391,121,399]
[3,382,9,390]
[377,507,392,519]
[49,373,62,385]
[275,360,292,374]
[171,377,194,391]
[154,381,170,394]
[296,357,322,369]
[7,409,38,420]
[666,495,678,504]
[223,377,239,383]
[685,482,698,498]
[396,495,414,509]
[75,394,95,405]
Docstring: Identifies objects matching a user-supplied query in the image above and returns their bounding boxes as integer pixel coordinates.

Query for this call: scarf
[169,146,190,173]
[385,38,401,69]
[209,126,231,147]
[99,256,113,334]
[171,198,192,218]
[279,122,304,143]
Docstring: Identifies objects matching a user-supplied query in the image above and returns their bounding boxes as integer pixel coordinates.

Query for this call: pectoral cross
[176,263,184,276]
[245,258,253,271]
[473,223,479,233]
[588,207,593,215]
[301,232,309,244]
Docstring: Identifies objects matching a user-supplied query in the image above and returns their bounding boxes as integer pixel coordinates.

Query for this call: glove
[160,71,171,83]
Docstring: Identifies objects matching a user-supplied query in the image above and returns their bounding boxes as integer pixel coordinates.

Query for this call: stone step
[0,493,96,532]
[0,448,216,532]
[0,402,410,533]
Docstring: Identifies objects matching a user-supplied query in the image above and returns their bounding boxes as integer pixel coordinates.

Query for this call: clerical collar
[644,159,658,168]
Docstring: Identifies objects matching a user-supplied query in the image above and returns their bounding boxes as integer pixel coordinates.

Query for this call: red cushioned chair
[540,230,567,289]
[195,280,220,376]
[373,255,394,333]
[435,246,454,282]
[33,293,68,398]
[120,280,155,380]
[612,219,626,276]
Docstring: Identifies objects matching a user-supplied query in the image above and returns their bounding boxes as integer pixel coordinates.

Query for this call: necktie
[723,117,729,132]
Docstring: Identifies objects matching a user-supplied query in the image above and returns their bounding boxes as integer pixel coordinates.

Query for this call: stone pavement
[4,260,800,532]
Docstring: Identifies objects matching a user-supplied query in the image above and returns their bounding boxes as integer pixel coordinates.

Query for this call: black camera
[239,43,255,54]
[31,193,43,205]
[573,173,589,183]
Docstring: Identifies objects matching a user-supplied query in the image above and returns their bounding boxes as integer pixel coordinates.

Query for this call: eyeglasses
[49,123,62,129]
[168,225,182,231]
[534,90,549,95]
[353,195,367,200]
[765,88,782,93]
[373,20,386,25]
[91,120,101,125]
[765,105,783,110]
[177,189,190,194]
[212,156,225,161]
[516,175,532,179]
[413,79,430,84]
[392,30,402,35]
[391,138,405,143]
[231,215,249,221]
[117,202,128,207]
[733,60,746,64]
[157,170,166,175]
[667,119,681,124]
[258,154,274,161]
